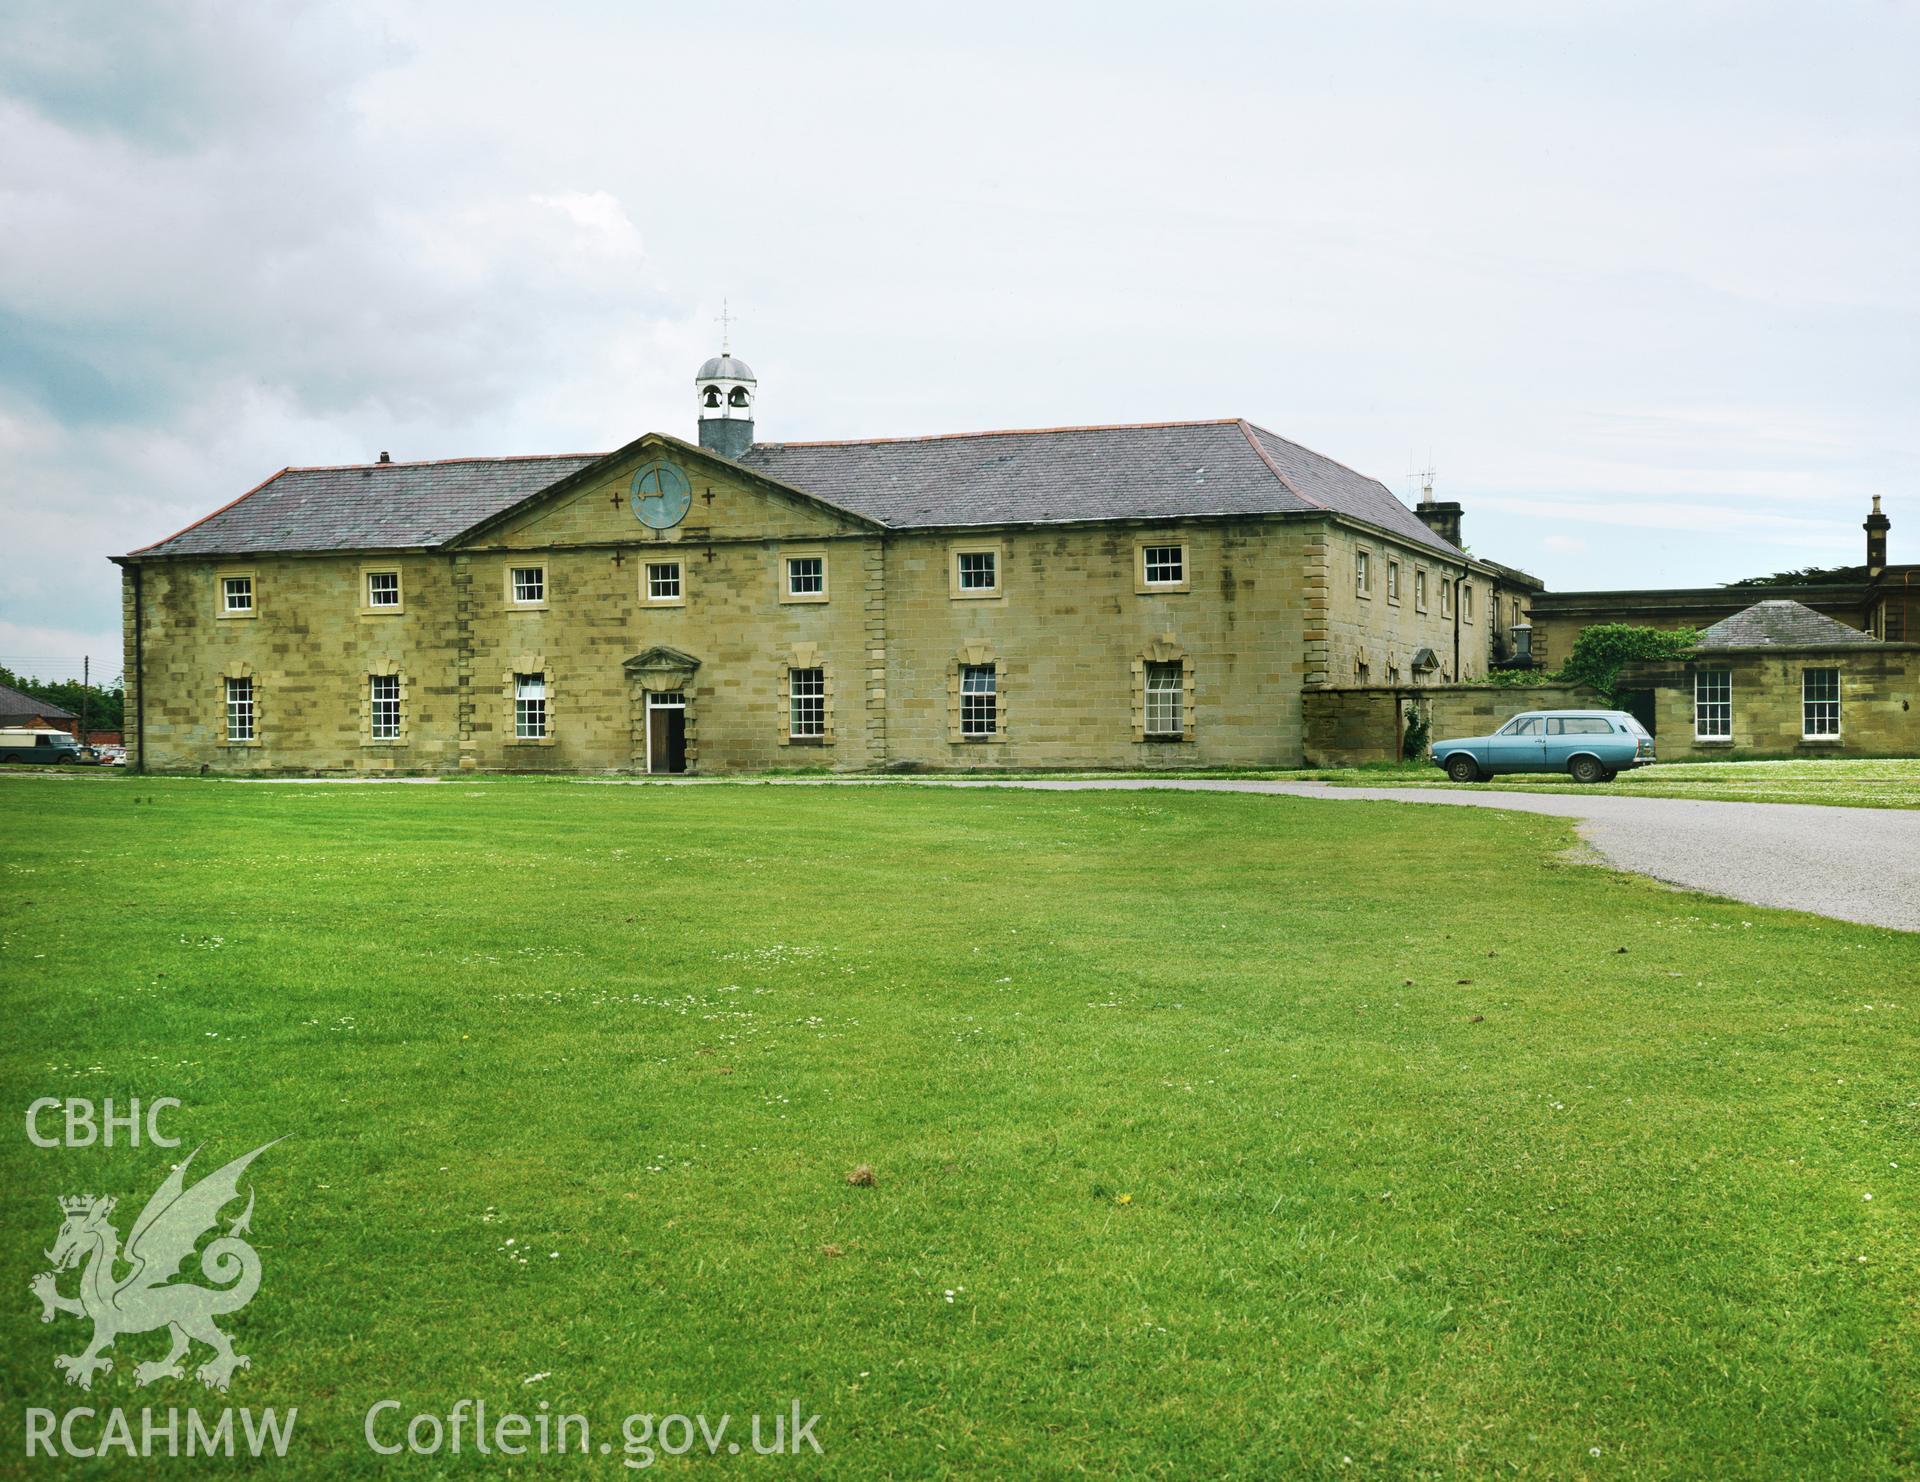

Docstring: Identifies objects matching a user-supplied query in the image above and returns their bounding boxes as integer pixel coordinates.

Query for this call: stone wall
[457,538,882,774]
[879,520,1303,770]
[1310,524,1518,687]
[130,552,466,774]
[1301,688,1406,766]
[1304,681,1606,767]
[1619,649,1920,759]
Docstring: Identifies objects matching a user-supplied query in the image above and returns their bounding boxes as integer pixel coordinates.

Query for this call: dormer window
[702,385,722,408]
[728,386,750,407]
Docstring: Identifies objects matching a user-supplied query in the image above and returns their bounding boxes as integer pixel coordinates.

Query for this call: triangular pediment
[445,432,881,552]
[624,645,701,693]
[624,646,703,673]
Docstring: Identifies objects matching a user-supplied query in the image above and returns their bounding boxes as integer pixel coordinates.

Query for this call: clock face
[629,459,693,529]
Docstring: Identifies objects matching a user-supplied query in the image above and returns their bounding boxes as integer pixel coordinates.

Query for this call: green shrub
[1558,624,1698,702]
[1402,705,1431,759]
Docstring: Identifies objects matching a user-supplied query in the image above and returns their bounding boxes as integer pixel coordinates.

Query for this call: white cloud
[2,0,1916,657]
[0,4,695,663]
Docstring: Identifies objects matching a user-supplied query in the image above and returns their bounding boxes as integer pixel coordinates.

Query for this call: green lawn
[1323,757,1920,810]
[2,778,1915,1478]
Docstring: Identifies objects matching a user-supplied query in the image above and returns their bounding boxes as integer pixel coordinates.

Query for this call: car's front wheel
[1444,754,1482,783]
[1569,755,1609,784]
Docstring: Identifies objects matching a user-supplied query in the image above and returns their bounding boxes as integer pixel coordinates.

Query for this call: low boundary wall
[1302,682,1606,766]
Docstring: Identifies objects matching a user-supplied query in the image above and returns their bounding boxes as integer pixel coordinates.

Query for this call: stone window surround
[948,641,1006,743]
[359,564,405,616]
[1460,580,1474,623]
[1131,638,1194,743]
[780,547,829,604]
[643,557,687,607]
[503,656,555,746]
[1414,567,1428,613]
[220,661,259,748]
[504,562,548,611]
[779,641,834,746]
[216,568,258,620]
[1386,558,1402,605]
[1134,538,1191,595]
[1355,546,1373,598]
[362,657,410,747]
[949,541,1005,601]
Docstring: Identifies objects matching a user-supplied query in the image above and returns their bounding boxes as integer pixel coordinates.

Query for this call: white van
[0,727,89,764]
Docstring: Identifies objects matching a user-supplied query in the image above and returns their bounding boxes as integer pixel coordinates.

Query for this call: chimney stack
[1413,472,1463,548]
[377,451,392,464]
[1865,495,1889,576]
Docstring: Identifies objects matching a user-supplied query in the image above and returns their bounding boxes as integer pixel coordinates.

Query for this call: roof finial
[716,298,733,355]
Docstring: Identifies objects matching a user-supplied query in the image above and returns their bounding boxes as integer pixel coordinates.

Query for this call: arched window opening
[702,386,722,408]
[728,386,750,407]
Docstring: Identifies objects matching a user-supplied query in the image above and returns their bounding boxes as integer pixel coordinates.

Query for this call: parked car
[1428,709,1654,784]
[0,726,92,764]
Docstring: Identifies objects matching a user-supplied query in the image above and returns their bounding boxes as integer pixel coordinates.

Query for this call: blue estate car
[1429,709,1654,784]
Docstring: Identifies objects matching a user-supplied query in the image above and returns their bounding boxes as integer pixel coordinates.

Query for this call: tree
[1724,565,1864,588]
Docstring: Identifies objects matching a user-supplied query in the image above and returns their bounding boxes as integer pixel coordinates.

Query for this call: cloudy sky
[3,0,1915,679]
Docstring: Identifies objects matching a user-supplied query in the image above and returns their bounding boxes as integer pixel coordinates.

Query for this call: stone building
[1529,496,1915,666]
[113,352,1540,774]
[1614,599,1917,760]
[0,682,80,736]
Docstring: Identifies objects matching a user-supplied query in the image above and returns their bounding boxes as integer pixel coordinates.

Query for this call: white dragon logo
[29,1140,279,1392]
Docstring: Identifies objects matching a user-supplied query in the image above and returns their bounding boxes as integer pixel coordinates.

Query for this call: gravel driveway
[781,777,1920,933]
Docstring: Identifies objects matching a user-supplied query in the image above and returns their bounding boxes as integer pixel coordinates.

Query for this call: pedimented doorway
[625,646,701,775]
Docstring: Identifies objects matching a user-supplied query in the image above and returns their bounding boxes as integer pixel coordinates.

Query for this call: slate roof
[0,682,78,721]
[742,420,1465,554]
[130,454,603,558]
[128,419,1467,559]
[1696,599,1883,650]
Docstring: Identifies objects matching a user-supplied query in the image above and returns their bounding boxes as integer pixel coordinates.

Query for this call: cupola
[696,351,756,459]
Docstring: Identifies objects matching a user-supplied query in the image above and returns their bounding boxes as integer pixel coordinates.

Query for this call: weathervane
[715,299,733,354]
